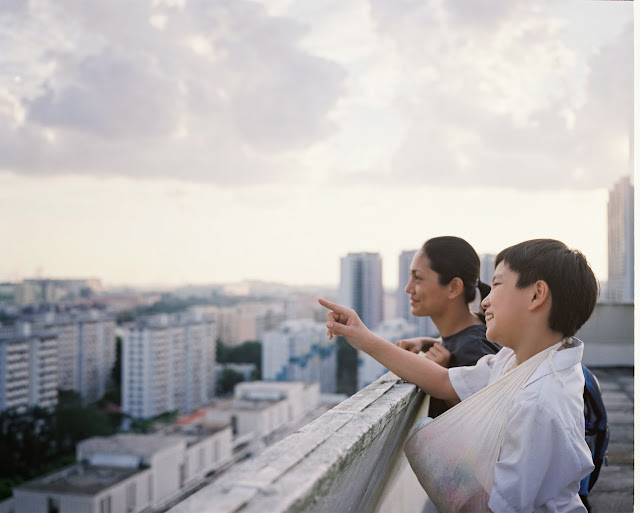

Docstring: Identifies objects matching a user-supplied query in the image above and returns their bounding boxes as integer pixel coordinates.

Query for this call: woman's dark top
[428,324,501,418]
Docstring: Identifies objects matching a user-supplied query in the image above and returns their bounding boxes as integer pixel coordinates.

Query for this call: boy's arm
[318,298,459,401]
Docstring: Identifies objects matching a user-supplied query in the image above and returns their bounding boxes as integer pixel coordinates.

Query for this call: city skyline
[0,1,633,290]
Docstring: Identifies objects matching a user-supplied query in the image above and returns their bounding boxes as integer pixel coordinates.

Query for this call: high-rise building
[0,322,58,412]
[396,250,438,337]
[479,254,496,285]
[607,175,634,302]
[262,320,337,393]
[43,310,116,404]
[122,312,216,419]
[339,252,383,330]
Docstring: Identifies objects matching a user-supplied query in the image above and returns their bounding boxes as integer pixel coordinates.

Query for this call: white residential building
[122,313,216,419]
[41,310,116,404]
[358,319,419,390]
[340,252,384,330]
[12,428,232,513]
[607,175,634,302]
[396,250,438,337]
[262,320,337,393]
[0,322,57,412]
[216,301,286,346]
[206,381,320,441]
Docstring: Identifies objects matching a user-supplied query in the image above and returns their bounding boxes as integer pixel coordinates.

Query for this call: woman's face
[404,250,450,317]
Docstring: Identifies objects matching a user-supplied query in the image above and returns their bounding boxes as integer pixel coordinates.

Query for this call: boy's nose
[481,295,490,309]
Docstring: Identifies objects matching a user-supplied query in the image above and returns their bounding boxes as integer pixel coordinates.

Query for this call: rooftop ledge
[167,372,428,513]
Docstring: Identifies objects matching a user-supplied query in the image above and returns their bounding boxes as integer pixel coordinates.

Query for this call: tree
[217,368,245,396]
[216,340,262,379]
[336,337,357,396]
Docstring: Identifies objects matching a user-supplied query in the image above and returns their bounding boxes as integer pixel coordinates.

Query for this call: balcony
[168,371,428,513]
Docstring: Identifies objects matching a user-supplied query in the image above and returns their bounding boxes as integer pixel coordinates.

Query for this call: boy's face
[482,261,533,347]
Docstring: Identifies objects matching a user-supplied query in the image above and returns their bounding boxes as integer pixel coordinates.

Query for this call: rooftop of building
[17,462,142,496]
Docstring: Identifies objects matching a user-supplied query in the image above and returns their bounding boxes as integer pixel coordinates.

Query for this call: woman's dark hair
[495,239,599,337]
[422,236,490,317]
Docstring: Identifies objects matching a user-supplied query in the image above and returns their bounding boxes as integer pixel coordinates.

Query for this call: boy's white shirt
[448,340,594,513]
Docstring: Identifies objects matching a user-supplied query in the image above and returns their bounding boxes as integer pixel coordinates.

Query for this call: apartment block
[262,320,337,393]
[0,322,58,412]
[122,313,216,419]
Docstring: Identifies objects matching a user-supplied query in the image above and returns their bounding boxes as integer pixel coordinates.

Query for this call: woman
[396,236,500,417]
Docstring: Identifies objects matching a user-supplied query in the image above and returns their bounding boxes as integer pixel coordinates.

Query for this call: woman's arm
[318,298,459,401]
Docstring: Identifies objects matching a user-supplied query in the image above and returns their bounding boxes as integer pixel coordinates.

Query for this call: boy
[319,239,597,512]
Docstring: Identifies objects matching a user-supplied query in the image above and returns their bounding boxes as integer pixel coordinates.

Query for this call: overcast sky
[0,0,634,289]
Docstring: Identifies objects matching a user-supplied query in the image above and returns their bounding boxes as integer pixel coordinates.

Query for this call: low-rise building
[12,427,232,513]
[205,381,320,442]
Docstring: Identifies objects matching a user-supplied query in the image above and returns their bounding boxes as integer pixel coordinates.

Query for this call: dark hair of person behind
[495,239,599,338]
[422,236,490,316]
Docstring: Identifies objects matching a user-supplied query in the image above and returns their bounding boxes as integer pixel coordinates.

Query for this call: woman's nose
[481,295,490,309]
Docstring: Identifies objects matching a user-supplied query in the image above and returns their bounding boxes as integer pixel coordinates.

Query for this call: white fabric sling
[404,342,564,513]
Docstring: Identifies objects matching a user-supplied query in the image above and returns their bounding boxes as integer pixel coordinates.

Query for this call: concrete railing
[168,372,428,513]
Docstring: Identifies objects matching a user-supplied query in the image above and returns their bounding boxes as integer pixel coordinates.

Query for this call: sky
[0,0,634,290]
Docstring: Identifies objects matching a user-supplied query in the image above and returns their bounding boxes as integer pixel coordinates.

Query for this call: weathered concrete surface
[166,367,633,513]
[167,373,426,513]
[586,367,634,513]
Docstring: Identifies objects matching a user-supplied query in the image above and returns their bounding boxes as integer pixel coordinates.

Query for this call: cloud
[0,0,346,183]
[364,0,632,189]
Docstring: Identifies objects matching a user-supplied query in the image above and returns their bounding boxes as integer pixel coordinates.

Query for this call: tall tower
[607,176,634,302]
[339,252,383,330]
[396,249,437,337]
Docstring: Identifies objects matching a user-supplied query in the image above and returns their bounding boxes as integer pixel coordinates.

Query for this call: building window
[47,497,60,513]
[198,447,205,471]
[99,496,111,513]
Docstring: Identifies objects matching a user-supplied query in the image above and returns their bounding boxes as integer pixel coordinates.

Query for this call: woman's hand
[396,336,439,353]
[425,342,451,368]
[317,298,372,350]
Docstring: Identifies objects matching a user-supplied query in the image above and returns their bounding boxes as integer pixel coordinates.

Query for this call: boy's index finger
[318,297,341,311]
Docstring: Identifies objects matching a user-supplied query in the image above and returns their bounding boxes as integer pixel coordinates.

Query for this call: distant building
[396,250,438,337]
[13,279,102,306]
[122,312,216,420]
[340,252,383,330]
[216,301,286,346]
[38,310,116,404]
[479,253,496,285]
[0,322,58,412]
[12,428,232,513]
[607,175,634,302]
[206,381,320,442]
[358,319,418,390]
[262,320,337,393]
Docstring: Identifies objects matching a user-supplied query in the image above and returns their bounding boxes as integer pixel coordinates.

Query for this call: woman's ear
[448,277,464,299]
[528,280,550,311]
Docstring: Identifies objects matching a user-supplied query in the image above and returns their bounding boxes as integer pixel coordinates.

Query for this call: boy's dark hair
[495,239,599,337]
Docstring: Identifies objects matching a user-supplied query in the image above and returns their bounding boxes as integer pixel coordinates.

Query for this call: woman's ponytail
[475,280,491,323]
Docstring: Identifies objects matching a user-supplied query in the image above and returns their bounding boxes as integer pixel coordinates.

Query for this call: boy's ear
[528,280,550,311]
[448,277,464,299]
